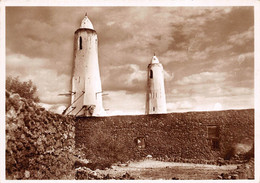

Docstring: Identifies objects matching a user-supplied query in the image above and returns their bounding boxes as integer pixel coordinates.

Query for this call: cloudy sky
[6,6,254,115]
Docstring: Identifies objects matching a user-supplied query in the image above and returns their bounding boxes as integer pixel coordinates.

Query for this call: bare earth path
[97,159,238,180]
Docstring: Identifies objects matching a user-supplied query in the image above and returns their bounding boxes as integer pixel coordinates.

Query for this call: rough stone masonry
[76,109,254,162]
[6,91,76,179]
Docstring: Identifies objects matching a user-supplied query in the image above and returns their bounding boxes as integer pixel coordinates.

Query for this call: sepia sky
[6,6,254,115]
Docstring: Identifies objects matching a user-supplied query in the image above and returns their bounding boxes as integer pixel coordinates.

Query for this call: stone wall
[6,91,76,179]
[5,89,254,179]
[76,109,254,164]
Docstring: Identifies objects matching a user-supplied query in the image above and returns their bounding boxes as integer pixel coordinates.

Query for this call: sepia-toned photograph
[4,5,256,180]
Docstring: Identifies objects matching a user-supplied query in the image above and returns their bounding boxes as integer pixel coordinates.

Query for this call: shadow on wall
[224,138,254,160]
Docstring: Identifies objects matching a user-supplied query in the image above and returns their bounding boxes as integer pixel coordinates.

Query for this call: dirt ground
[95,159,239,180]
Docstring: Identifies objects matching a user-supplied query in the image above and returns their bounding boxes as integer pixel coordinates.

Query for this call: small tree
[6,76,40,102]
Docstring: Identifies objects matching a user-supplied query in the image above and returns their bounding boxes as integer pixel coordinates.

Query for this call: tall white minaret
[67,13,105,117]
[145,54,167,114]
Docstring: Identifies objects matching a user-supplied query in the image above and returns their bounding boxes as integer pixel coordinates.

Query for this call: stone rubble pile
[217,158,254,180]
[6,91,76,179]
[75,167,135,180]
[75,167,105,180]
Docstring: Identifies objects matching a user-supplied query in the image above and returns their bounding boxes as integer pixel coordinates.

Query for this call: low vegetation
[6,76,40,103]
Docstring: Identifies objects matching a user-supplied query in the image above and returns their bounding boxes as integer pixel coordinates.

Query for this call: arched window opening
[150,70,153,79]
[153,107,155,111]
[79,36,82,50]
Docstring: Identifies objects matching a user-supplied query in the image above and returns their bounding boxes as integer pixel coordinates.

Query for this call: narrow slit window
[150,70,153,79]
[153,107,155,111]
[79,36,82,50]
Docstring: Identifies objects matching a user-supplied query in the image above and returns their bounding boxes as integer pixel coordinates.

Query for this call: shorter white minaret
[145,54,167,114]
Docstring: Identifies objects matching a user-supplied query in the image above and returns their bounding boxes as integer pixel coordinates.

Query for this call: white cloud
[102,63,147,92]
[190,51,208,60]
[176,72,228,85]
[104,110,143,116]
[6,53,71,105]
[205,44,233,54]
[54,105,67,114]
[163,70,174,81]
[167,86,254,112]
[228,26,254,46]
[227,87,253,96]
[179,101,193,109]
[237,52,254,64]
[167,101,193,112]
[103,90,145,115]
[126,64,146,85]
[39,103,67,114]
[106,21,115,26]
[160,50,189,64]
[169,88,192,98]
[213,103,223,111]
[6,53,47,73]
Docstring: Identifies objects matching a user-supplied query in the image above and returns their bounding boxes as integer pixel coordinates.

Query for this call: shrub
[6,76,39,103]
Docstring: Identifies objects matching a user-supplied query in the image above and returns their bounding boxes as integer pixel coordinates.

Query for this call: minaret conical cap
[80,13,94,30]
[151,55,160,64]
